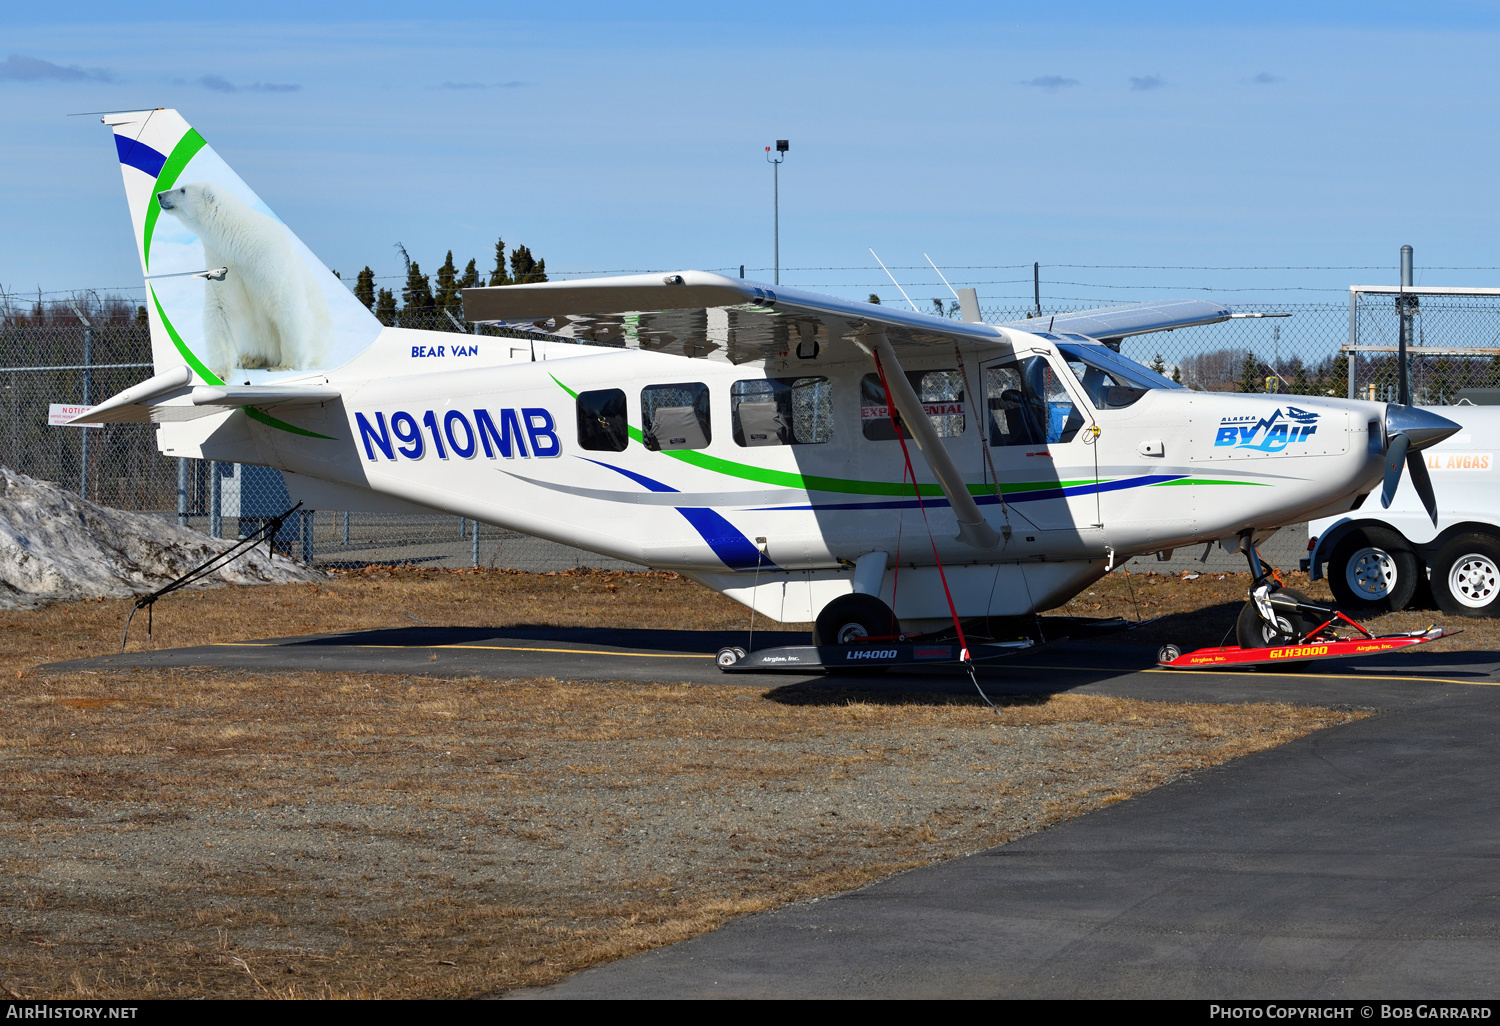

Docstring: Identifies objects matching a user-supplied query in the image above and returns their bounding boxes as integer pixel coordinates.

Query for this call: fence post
[209,461,222,538]
[177,458,189,527]
[79,325,92,498]
[1347,287,1357,400]
[302,509,314,563]
[341,510,350,546]
[472,520,480,567]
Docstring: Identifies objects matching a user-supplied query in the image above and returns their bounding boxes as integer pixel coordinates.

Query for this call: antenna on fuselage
[924,253,961,302]
[869,249,919,312]
[926,253,984,323]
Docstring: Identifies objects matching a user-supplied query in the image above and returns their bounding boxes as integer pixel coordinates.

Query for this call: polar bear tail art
[102,109,381,386]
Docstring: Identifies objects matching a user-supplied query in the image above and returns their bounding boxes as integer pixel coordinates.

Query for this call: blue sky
[5,1,1500,313]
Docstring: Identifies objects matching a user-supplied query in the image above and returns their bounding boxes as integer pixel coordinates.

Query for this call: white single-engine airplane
[78,109,1459,668]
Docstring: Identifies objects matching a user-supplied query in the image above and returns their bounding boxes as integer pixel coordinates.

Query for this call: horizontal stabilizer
[69,366,191,424]
[190,385,341,407]
[70,371,340,425]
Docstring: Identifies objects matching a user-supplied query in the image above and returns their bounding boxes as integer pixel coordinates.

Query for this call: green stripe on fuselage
[551,373,1094,497]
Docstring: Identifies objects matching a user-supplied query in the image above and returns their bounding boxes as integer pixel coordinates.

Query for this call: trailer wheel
[1327,527,1419,612]
[1431,533,1500,617]
[813,594,899,647]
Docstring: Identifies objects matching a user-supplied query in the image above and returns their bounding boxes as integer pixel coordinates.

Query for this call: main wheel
[1236,587,1313,649]
[1327,527,1419,612]
[813,594,899,647]
[1430,533,1500,617]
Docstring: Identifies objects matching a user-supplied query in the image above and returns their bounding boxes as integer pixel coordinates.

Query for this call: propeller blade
[1381,432,1410,508]
[1407,447,1439,526]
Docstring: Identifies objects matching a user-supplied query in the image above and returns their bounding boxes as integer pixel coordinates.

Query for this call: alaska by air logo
[1213,407,1320,453]
[356,408,560,461]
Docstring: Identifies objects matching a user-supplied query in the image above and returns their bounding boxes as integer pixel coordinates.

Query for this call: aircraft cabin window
[986,357,1085,446]
[642,382,711,451]
[576,388,629,452]
[731,377,833,446]
[860,370,965,441]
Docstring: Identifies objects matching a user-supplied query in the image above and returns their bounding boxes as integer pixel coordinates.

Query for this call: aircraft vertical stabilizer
[100,109,380,387]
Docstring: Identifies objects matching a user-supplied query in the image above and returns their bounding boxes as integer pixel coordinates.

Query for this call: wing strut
[869,332,999,549]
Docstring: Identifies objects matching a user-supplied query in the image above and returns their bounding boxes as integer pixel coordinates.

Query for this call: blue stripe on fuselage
[582,458,777,570]
[751,474,1189,512]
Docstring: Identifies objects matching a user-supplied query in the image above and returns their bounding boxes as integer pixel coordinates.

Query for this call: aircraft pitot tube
[1381,404,1461,525]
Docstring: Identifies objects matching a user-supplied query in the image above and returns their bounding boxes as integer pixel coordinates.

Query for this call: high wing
[1001,299,1233,347]
[462,273,1244,361]
[461,271,1004,362]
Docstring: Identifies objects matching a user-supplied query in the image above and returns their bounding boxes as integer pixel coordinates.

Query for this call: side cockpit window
[642,382,711,451]
[576,388,629,452]
[986,357,1084,446]
[731,377,833,446]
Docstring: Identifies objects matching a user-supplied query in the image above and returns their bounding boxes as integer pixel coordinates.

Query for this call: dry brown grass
[0,568,771,677]
[0,569,1373,999]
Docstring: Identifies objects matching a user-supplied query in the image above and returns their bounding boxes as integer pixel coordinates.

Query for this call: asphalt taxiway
[44,627,1500,999]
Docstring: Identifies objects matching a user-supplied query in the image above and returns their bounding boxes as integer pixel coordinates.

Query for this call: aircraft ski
[1156,593,1455,670]
[715,638,1034,672]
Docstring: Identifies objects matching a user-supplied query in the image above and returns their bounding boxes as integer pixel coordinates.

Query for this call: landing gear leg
[1235,531,1313,657]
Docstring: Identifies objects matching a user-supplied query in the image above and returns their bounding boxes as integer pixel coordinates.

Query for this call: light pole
[766,140,788,284]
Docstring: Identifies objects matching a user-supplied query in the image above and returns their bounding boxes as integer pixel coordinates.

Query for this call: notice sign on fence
[48,404,99,428]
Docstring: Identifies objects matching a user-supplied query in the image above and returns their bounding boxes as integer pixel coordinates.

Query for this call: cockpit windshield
[1055,341,1182,410]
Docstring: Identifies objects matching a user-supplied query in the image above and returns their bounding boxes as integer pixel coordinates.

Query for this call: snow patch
[0,466,324,609]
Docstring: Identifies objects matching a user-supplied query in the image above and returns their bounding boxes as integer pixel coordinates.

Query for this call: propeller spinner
[1381,404,1459,525]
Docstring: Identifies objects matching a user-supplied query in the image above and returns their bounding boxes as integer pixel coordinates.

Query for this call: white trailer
[1307,405,1500,616]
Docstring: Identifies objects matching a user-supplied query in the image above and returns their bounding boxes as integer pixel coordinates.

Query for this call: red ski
[1157,595,1456,670]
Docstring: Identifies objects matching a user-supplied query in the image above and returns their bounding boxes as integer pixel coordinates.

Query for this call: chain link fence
[6,294,1500,572]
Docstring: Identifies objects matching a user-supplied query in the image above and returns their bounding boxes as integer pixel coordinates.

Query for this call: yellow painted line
[1140,667,1500,687]
[211,641,712,659]
[1002,660,1498,687]
[441,644,711,659]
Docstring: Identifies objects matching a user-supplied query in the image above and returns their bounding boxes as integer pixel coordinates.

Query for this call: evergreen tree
[1317,354,1348,397]
[510,244,547,284]
[375,287,397,326]
[458,258,480,290]
[1151,353,1166,374]
[1237,350,1261,393]
[1171,366,1182,385]
[401,261,434,317]
[135,305,148,326]
[488,237,511,286]
[354,267,376,310]
[1426,356,1455,405]
[433,251,460,312]
[1291,359,1311,396]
